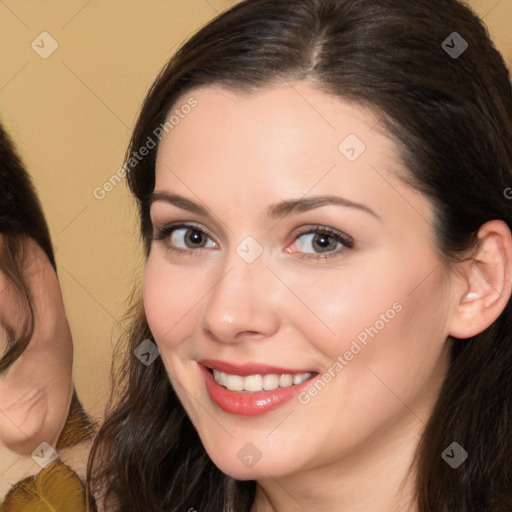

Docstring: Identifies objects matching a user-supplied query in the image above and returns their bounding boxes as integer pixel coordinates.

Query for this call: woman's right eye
[152,223,217,255]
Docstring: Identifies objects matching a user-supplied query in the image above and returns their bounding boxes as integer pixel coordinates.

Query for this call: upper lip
[199,359,317,376]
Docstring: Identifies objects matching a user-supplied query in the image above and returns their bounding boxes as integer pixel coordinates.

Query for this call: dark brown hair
[87,1,512,510]
[0,123,56,374]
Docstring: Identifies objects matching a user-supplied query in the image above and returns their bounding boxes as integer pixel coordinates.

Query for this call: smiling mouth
[208,368,316,393]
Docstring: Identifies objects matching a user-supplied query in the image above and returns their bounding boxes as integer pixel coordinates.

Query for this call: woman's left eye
[152,223,353,260]
[286,227,354,260]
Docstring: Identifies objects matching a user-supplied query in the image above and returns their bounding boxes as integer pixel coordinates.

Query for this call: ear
[448,220,512,339]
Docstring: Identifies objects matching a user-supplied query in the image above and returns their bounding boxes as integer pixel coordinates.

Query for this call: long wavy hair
[87,0,512,510]
[0,123,57,374]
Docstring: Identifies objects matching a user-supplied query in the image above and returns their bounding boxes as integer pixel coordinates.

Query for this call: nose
[200,249,280,344]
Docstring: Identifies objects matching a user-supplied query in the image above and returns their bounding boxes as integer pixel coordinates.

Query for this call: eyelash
[151,222,354,260]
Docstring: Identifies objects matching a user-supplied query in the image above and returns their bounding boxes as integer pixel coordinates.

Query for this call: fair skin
[143,82,512,512]
[0,239,92,498]
[0,238,73,461]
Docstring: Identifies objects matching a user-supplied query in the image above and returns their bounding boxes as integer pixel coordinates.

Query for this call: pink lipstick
[199,359,317,416]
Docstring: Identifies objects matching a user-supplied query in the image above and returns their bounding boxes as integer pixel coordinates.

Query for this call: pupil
[188,230,203,246]
[314,234,333,252]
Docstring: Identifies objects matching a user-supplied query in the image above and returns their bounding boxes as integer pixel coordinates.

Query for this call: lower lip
[199,364,317,416]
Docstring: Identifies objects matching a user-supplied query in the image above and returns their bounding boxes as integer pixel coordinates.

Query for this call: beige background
[1,0,511,422]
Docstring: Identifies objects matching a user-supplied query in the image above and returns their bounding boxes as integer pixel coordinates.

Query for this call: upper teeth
[213,369,312,392]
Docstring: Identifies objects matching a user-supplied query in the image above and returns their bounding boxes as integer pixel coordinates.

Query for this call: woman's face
[143,82,457,480]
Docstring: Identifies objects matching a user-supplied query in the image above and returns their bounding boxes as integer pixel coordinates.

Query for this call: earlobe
[448,220,512,339]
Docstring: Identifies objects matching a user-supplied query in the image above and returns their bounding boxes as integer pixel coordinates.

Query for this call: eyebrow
[149,191,380,221]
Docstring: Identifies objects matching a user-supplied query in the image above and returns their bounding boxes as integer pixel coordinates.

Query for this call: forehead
[153,82,431,226]
[157,82,387,165]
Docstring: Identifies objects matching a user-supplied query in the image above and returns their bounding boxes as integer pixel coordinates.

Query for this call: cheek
[270,255,412,364]
[282,250,450,387]
[286,269,450,461]
[143,255,208,354]
[142,255,213,423]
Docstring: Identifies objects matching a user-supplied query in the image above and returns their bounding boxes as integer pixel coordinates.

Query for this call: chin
[203,442,299,481]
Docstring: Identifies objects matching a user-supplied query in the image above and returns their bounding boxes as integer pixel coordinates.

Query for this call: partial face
[0,239,73,456]
[143,82,456,479]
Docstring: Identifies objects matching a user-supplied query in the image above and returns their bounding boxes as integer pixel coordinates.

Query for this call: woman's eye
[287,227,354,260]
[153,224,216,254]
[170,227,216,249]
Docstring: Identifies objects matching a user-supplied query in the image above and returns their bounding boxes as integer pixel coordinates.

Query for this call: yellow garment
[0,460,87,512]
[0,389,97,511]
